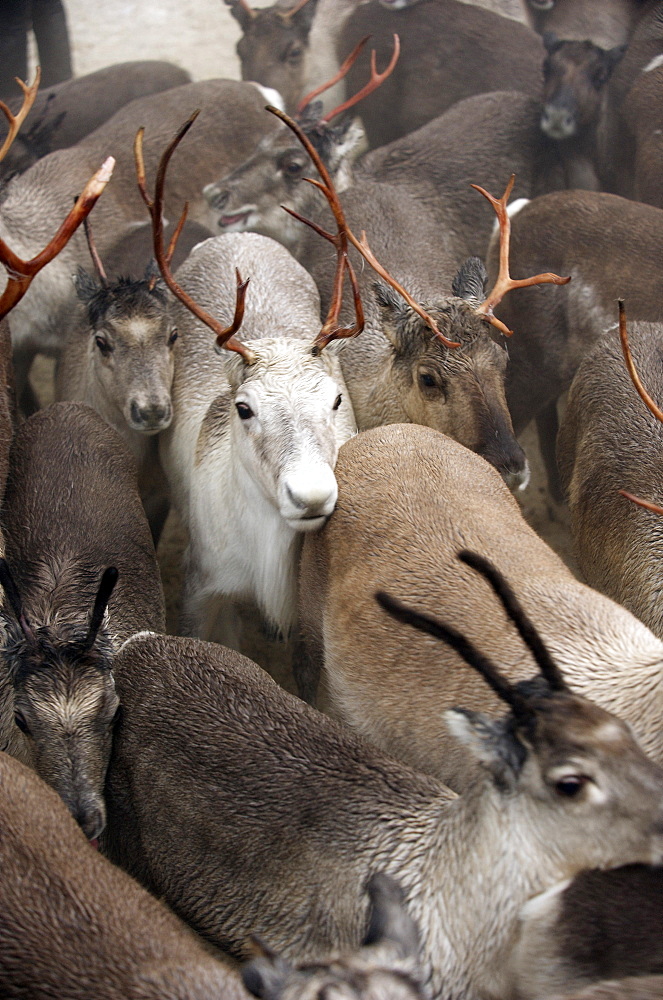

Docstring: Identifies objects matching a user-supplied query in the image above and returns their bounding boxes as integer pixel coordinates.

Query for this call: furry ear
[224,0,255,32]
[144,258,167,295]
[374,280,410,352]
[74,266,100,302]
[288,0,319,33]
[451,257,487,303]
[242,950,292,1000]
[444,708,526,788]
[363,873,420,961]
[327,117,368,190]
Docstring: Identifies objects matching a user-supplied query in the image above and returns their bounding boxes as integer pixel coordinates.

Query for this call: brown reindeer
[296,423,663,790]
[0,401,165,839]
[0,750,250,1000]
[0,76,281,401]
[0,60,190,182]
[102,565,663,1000]
[510,863,663,998]
[525,0,647,47]
[338,0,544,146]
[484,189,663,499]
[556,306,663,639]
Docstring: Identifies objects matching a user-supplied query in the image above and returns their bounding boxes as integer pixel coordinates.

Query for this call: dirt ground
[29,0,574,692]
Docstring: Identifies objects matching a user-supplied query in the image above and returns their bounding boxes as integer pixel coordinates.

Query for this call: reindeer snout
[73,798,106,842]
[281,466,338,532]
[129,399,173,433]
[540,104,577,139]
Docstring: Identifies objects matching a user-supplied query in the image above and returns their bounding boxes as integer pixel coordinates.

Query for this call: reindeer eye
[280,156,304,178]
[555,775,588,798]
[95,335,113,356]
[168,328,178,346]
[420,373,436,387]
[14,711,29,734]
[285,42,303,65]
[333,394,342,411]
[235,402,254,420]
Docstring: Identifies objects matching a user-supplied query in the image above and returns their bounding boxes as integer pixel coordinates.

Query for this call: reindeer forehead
[535,697,635,755]
[19,669,115,726]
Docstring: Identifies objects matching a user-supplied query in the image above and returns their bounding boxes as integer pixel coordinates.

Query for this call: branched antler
[617,298,663,516]
[269,105,460,350]
[0,156,115,320]
[134,111,254,362]
[0,69,41,163]
[471,175,571,337]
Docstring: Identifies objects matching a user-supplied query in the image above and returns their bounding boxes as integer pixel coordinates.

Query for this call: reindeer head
[0,562,120,841]
[377,551,663,874]
[540,34,626,141]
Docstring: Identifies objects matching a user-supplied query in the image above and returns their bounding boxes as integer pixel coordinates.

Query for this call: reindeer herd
[0,0,662,997]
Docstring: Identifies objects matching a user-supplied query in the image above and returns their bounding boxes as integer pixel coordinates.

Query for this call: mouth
[218,207,256,231]
[285,513,329,533]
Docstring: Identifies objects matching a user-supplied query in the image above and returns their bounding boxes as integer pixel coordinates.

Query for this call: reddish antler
[281,0,313,19]
[0,69,41,163]
[296,34,400,124]
[617,299,663,516]
[82,214,108,287]
[471,175,571,337]
[134,111,254,363]
[269,106,460,350]
[0,156,115,321]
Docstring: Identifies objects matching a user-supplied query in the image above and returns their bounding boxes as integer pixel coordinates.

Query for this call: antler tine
[617,299,663,517]
[134,112,255,362]
[269,105,460,350]
[0,155,115,321]
[0,68,41,163]
[296,35,371,117]
[83,566,119,651]
[269,106,363,353]
[82,213,108,287]
[375,590,534,721]
[472,175,571,337]
[320,34,401,124]
[458,550,568,692]
[237,0,257,18]
[281,0,313,20]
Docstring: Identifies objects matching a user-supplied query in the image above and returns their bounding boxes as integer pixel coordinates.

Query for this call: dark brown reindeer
[0,750,250,1000]
[485,189,663,499]
[0,60,191,183]
[557,303,663,639]
[102,554,663,1000]
[337,0,544,146]
[510,863,663,998]
[0,401,165,840]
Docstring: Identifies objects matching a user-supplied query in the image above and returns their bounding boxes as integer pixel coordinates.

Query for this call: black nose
[130,401,172,428]
[76,802,106,841]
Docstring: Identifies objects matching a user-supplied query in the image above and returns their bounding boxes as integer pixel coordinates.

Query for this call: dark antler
[268,106,460,350]
[471,175,571,337]
[375,590,534,721]
[0,155,115,321]
[458,550,568,692]
[0,69,41,163]
[134,112,254,363]
[617,299,663,516]
[82,567,119,651]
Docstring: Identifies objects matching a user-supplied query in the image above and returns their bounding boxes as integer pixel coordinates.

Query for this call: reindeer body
[159,232,355,640]
[0,79,280,394]
[0,401,164,837]
[0,750,249,1000]
[0,60,191,181]
[297,423,663,790]
[557,321,663,639]
[104,627,663,1000]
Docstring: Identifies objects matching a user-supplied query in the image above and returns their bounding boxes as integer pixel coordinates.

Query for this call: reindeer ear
[374,281,410,352]
[242,953,292,1000]
[445,708,526,787]
[327,117,367,187]
[224,0,255,32]
[144,258,166,295]
[452,257,487,303]
[363,874,420,961]
[74,266,99,302]
[288,0,318,33]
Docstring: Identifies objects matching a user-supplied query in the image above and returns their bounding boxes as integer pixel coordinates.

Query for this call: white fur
[644,54,663,73]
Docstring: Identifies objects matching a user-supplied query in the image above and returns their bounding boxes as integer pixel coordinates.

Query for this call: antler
[0,69,41,163]
[0,155,115,321]
[320,34,400,124]
[134,111,254,363]
[82,214,108,287]
[281,0,313,19]
[617,299,663,516]
[269,106,460,350]
[471,175,571,337]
